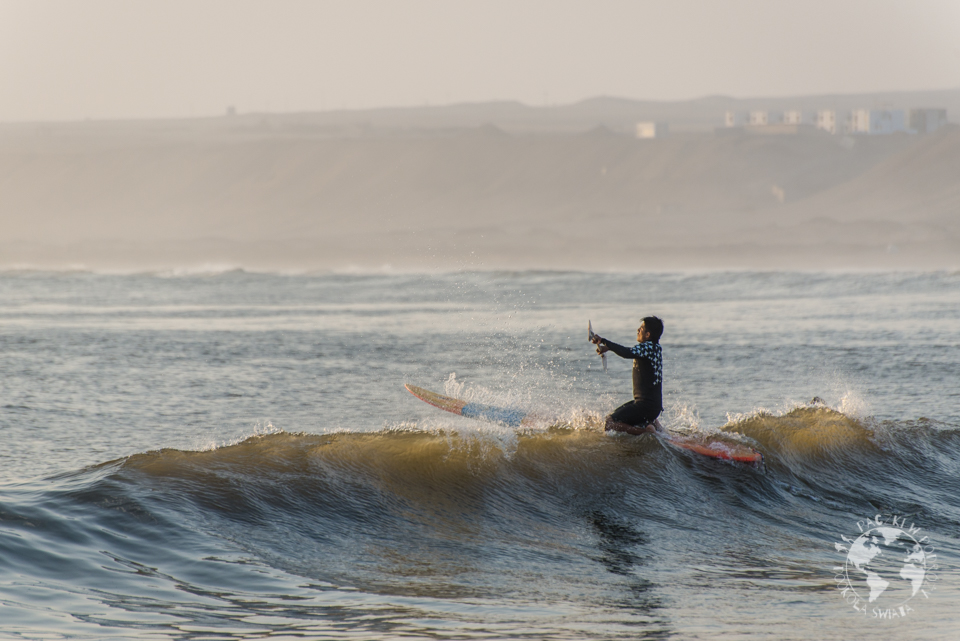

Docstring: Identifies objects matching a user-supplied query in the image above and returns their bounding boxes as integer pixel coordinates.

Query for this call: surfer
[589,316,664,435]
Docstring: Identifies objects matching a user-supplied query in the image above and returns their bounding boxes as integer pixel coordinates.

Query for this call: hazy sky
[2,0,959,122]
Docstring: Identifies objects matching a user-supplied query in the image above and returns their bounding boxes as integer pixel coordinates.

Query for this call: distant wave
[2,265,960,278]
[0,263,293,277]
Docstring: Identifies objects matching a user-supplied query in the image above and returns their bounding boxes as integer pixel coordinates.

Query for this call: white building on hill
[851,109,907,135]
[635,122,669,138]
[816,110,838,134]
[725,111,749,127]
[783,110,814,125]
[749,110,782,126]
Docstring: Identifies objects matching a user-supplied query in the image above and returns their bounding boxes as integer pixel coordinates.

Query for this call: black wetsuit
[598,338,663,427]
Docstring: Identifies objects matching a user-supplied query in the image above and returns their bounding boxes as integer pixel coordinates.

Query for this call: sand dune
[779,126,960,226]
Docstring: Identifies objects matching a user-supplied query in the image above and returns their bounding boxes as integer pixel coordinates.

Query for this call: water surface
[0,270,957,639]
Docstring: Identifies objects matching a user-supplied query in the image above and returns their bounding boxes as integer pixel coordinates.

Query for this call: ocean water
[0,270,957,640]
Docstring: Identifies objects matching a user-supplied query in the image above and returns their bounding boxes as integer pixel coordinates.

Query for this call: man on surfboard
[589,316,664,435]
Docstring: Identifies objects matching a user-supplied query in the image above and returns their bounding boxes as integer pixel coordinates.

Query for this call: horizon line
[3,85,959,127]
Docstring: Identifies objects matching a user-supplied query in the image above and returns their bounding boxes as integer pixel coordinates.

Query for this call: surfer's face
[637,322,651,343]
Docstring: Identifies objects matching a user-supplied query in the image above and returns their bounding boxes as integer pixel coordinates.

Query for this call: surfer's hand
[589,334,602,345]
[596,344,609,355]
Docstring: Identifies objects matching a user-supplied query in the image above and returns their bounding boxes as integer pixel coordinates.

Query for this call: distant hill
[7,87,956,134]
[221,87,960,134]
[0,94,957,271]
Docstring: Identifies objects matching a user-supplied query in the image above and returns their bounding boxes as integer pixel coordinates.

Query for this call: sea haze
[0,270,957,639]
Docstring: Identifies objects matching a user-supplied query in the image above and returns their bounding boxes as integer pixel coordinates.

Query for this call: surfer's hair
[642,316,664,342]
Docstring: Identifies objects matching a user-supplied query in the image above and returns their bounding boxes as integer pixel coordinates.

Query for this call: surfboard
[660,432,764,466]
[404,384,764,466]
[405,384,541,427]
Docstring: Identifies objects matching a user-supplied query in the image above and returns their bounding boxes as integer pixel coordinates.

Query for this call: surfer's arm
[596,338,634,360]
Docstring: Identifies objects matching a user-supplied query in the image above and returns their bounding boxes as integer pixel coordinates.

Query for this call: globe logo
[834,515,937,619]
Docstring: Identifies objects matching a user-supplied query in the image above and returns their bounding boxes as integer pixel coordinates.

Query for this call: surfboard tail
[662,433,764,466]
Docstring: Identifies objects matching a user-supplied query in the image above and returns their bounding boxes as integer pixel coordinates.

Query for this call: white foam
[192,420,283,452]
[664,401,703,434]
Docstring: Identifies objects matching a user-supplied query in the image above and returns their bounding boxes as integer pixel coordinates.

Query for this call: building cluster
[635,121,669,138]
[724,107,948,135]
